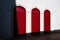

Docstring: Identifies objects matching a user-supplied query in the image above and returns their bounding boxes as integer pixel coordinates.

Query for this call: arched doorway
[16,6,26,35]
[31,8,40,33]
[44,10,50,32]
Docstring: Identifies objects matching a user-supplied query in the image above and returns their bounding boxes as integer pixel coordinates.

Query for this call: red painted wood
[44,10,50,32]
[31,8,40,33]
[16,6,26,35]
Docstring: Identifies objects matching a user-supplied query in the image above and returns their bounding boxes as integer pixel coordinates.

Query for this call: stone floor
[12,32,60,40]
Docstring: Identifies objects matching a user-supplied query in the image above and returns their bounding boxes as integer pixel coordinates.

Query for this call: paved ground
[12,32,60,40]
[1,31,60,40]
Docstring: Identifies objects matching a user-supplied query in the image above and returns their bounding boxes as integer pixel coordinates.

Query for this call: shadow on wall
[0,0,15,39]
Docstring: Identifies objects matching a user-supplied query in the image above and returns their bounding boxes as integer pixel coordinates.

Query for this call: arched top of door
[16,6,26,13]
[44,10,50,14]
[31,8,40,13]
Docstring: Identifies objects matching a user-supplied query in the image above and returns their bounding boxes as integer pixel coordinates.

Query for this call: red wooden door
[31,8,40,33]
[44,10,50,32]
[16,6,26,35]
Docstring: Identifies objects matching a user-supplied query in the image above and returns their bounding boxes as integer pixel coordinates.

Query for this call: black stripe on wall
[0,0,15,39]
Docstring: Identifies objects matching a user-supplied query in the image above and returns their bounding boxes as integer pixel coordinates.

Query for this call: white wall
[16,0,60,33]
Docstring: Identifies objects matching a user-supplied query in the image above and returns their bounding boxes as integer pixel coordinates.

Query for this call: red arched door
[31,8,40,33]
[44,10,50,32]
[16,6,26,35]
